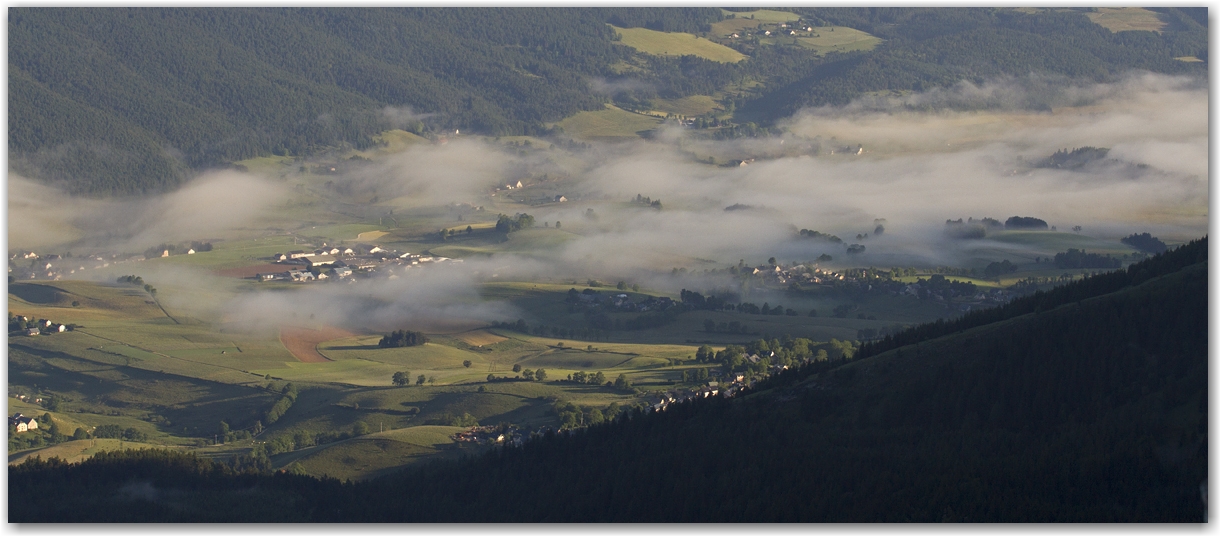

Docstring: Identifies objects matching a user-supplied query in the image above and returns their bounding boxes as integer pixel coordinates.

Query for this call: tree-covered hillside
[9,8,721,195]
[741,7,1207,119]
[10,238,1207,522]
[9,7,1206,195]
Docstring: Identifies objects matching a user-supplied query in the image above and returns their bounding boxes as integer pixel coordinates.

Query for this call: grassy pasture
[295,223,383,243]
[321,339,487,370]
[9,439,173,465]
[361,129,429,156]
[719,9,800,22]
[1086,7,1166,33]
[610,25,747,63]
[8,344,276,439]
[149,236,298,271]
[231,155,296,176]
[274,425,468,481]
[554,105,662,140]
[793,27,882,54]
[516,349,636,370]
[981,231,1137,257]
[429,227,576,259]
[650,95,722,117]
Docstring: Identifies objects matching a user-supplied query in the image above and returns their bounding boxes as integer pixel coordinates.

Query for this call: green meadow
[554,105,663,140]
[610,25,748,63]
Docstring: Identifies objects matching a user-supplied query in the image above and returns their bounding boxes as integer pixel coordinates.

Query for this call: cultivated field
[610,25,747,63]
[281,326,357,363]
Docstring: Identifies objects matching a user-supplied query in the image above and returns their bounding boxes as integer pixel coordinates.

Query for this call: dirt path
[279,326,356,363]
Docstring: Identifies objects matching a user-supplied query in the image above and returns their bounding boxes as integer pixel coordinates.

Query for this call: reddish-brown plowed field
[215,264,286,278]
[279,326,356,363]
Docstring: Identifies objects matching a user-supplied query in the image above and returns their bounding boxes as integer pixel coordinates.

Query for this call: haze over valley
[7,7,1208,522]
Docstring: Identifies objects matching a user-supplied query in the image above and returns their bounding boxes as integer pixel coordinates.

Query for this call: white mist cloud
[587,77,655,95]
[8,170,288,252]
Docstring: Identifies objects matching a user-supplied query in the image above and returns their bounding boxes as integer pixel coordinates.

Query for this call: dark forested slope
[10,238,1207,522]
[11,7,1206,195]
[9,8,666,194]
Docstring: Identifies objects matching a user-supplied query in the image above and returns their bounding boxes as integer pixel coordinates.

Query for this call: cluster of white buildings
[8,251,138,281]
[259,244,459,283]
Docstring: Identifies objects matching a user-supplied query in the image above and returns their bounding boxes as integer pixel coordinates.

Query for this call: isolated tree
[72,427,88,440]
[392,371,410,386]
[463,360,472,368]
[487,374,497,382]
[768,257,777,265]
[512,364,522,373]
[535,368,548,382]
[352,421,371,436]
[555,221,561,229]
[617,281,627,290]
[466,225,473,233]
[428,376,436,385]
[416,374,427,386]
[522,369,535,381]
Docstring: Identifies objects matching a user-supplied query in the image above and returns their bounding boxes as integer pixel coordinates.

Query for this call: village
[256,243,461,283]
[7,250,147,282]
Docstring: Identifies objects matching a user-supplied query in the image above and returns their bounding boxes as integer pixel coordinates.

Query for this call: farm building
[287,270,315,282]
[10,414,38,433]
[304,255,337,267]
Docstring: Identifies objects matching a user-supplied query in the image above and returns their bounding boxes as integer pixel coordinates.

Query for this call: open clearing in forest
[792,27,882,54]
[554,105,662,140]
[1086,7,1166,33]
[611,25,747,63]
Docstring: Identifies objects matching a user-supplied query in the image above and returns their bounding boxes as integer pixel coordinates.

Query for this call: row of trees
[392,372,435,386]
